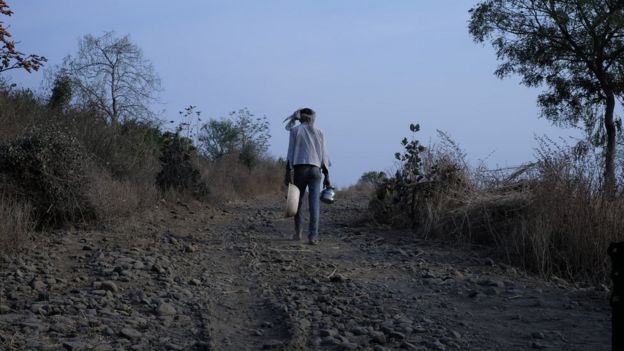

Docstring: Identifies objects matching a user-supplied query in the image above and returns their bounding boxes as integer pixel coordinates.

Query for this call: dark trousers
[293,165,322,239]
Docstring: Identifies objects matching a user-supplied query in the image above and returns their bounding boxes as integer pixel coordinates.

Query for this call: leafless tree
[62,31,161,126]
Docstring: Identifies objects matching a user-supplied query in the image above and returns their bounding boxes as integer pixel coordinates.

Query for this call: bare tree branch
[61,31,161,126]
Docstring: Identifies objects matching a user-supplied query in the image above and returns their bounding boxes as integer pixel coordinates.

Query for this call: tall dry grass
[198,153,283,203]
[0,194,34,254]
[493,142,623,283]
[339,182,374,196]
[372,130,624,284]
[87,167,159,223]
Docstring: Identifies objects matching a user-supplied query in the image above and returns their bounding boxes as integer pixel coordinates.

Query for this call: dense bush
[156,131,208,197]
[358,171,387,188]
[370,124,469,229]
[0,128,95,228]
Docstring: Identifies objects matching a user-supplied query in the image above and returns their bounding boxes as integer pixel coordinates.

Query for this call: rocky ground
[0,192,611,350]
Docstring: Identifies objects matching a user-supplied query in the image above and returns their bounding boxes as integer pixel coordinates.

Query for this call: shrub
[156,131,208,197]
[58,112,162,185]
[370,124,470,229]
[339,172,385,195]
[358,171,387,188]
[47,74,72,111]
[0,128,95,228]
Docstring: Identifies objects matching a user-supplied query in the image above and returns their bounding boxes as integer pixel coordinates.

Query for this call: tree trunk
[111,68,118,127]
[604,92,616,198]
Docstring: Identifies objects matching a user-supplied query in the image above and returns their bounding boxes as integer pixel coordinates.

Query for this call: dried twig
[327,267,337,279]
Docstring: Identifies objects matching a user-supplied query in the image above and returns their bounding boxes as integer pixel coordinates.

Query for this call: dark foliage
[469,0,624,195]
[47,74,72,110]
[370,124,466,228]
[199,108,270,169]
[358,171,387,188]
[0,128,94,228]
[156,132,208,197]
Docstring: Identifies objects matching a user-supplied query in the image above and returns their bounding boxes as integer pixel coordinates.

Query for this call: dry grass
[497,157,623,283]
[0,194,34,254]
[439,158,620,284]
[0,88,43,143]
[339,182,374,196]
[87,167,158,223]
[373,132,624,284]
[198,153,283,203]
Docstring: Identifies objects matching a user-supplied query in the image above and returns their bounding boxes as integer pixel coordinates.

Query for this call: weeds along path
[0,192,611,350]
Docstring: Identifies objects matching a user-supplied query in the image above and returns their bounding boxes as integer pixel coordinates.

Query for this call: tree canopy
[469,0,624,195]
[198,108,271,168]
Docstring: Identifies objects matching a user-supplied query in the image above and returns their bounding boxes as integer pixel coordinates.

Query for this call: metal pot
[320,186,336,204]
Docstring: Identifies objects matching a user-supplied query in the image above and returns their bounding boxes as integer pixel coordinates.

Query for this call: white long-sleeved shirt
[287,123,330,170]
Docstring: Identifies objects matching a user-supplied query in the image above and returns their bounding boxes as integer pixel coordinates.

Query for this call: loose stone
[100,281,119,292]
[158,302,177,316]
[120,327,142,339]
[31,279,46,291]
[370,331,387,344]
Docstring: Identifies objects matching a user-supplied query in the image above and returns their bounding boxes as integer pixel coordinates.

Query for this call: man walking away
[284,108,331,245]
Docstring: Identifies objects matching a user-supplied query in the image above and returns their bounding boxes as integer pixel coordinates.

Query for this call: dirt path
[0,193,611,350]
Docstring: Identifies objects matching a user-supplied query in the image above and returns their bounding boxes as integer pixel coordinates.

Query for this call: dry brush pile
[370,124,624,285]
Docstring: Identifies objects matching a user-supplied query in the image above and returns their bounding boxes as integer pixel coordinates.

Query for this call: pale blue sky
[5,1,579,187]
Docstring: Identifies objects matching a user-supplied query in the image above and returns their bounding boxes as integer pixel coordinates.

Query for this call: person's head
[299,108,315,123]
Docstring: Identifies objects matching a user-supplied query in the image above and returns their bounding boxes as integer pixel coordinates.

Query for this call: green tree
[61,31,161,126]
[358,171,387,187]
[198,108,270,168]
[469,0,624,196]
[199,118,240,160]
[47,74,72,110]
[233,108,270,168]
